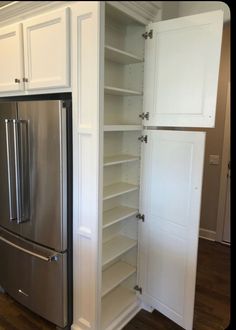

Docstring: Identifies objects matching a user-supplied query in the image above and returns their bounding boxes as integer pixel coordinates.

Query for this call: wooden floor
[0,238,230,330]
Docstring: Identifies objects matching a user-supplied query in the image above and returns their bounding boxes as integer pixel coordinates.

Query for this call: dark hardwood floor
[0,238,230,330]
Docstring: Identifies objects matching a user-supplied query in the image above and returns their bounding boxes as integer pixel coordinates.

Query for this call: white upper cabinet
[23,8,70,90]
[0,23,24,92]
[143,10,223,128]
[0,7,70,94]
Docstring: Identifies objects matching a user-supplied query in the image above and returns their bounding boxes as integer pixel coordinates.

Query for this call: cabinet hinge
[136,213,145,222]
[139,112,149,120]
[134,285,142,294]
[138,135,148,143]
[142,29,153,39]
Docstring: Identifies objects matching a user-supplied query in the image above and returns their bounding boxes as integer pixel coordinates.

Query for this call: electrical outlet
[209,155,220,165]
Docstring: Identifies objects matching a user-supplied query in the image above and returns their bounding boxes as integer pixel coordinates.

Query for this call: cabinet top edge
[0,1,74,27]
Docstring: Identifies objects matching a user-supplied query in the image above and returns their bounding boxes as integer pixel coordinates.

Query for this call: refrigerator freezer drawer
[0,229,68,328]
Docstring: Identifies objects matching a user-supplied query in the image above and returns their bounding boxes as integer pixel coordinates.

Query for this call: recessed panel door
[139,130,205,330]
[143,11,223,127]
[0,24,24,93]
[23,8,70,90]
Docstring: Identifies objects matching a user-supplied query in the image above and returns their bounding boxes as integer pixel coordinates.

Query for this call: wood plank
[105,45,143,64]
[103,182,138,200]
[104,154,139,166]
[103,206,138,229]
[102,286,137,329]
[102,235,137,266]
[102,261,136,297]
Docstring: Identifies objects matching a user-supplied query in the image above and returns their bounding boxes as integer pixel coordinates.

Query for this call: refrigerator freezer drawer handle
[0,235,58,262]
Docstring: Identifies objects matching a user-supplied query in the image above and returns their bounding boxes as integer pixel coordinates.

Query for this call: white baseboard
[199,228,216,241]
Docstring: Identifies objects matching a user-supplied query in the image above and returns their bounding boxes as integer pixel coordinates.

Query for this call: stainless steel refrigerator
[0,96,72,329]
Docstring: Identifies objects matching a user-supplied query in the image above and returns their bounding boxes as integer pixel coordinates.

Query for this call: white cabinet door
[143,11,223,128]
[23,8,70,90]
[139,130,205,330]
[0,24,24,92]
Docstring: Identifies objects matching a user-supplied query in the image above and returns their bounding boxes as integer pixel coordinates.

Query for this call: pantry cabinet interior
[101,5,145,328]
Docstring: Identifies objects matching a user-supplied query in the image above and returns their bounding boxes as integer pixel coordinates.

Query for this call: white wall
[178,1,230,22]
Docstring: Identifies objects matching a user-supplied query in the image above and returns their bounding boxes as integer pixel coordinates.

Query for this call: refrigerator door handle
[5,119,17,221]
[0,235,59,262]
[13,119,30,224]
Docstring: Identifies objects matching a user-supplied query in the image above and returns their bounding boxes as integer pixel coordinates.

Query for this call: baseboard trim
[199,228,216,241]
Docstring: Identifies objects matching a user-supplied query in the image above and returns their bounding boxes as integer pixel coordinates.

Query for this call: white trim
[106,1,162,25]
[199,228,216,241]
[216,82,230,242]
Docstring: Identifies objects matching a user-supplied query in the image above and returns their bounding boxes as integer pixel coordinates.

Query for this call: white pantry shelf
[103,206,138,229]
[104,154,139,166]
[102,235,137,266]
[104,85,142,96]
[102,261,136,297]
[101,286,138,330]
[105,44,143,64]
[103,182,139,200]
[104,125,142,132]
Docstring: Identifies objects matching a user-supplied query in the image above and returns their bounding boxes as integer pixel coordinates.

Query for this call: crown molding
[0,1,163,27]
[0,1,72,27]
[106,1,163,24]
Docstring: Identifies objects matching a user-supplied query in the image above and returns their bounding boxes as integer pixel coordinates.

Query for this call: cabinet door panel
[139,130,205,329]
[143,11,223,127]
[23,8,70,90]
[0,24,24,92]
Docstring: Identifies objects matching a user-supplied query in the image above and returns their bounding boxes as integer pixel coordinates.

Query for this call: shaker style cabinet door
[0,24,24,93]
[23,8,70,90]
[143,11,223,127]
[138,130,205,330]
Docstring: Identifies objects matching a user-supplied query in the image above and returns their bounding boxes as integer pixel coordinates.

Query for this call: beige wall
[199,23,230,231]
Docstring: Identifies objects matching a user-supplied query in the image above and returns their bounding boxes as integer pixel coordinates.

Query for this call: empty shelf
[104,125,142,131]
[104,154,139,166]
[104,86,142,96]
[103,206,138,229]
[102,261,136,297]
[103,182,138,200]
[102,235,137,266]
[105,45,143,64]
[102,286,137,329]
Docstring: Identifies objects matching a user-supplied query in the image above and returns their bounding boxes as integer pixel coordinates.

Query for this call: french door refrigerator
[0,96,72,329]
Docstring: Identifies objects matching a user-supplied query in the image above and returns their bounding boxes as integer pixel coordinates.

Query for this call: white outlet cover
[209,154,220,165]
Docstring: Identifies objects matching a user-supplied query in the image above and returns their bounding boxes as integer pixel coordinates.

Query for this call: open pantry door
[138,130,205,330]
[143,10,223,128]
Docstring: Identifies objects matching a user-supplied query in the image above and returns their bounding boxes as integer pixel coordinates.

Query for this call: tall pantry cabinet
[71,2,223,330]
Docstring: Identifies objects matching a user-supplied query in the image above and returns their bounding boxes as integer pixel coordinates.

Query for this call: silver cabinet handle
[5,120,17,221]
[0,235,58,262]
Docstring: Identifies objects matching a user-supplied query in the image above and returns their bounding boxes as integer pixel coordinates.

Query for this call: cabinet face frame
[23,7,70,90]
[0,23,24,92]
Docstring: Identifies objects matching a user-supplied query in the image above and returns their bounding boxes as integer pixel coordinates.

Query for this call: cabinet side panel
[71,2,102,330]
